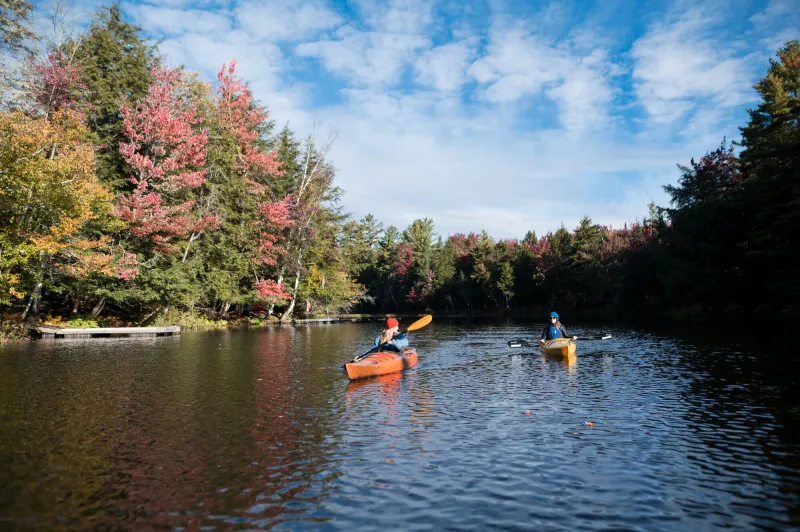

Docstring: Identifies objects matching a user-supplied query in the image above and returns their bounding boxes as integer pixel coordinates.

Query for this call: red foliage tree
[115,65,218,253]
[390,243,414,289]
[28,51,87,116]
[215,61,291,300]
[256,196,294,267]
[216,61,282,181]
[447,233,480,258]
[255,279,291,300]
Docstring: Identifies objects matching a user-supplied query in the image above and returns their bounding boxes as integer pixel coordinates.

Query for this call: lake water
[1,321,798,530]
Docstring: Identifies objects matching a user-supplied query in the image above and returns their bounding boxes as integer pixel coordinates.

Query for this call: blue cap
[550,312,559,320]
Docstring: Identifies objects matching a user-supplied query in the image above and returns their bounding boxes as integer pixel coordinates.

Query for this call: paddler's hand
[572,336,577,340]
[539,339,545,344]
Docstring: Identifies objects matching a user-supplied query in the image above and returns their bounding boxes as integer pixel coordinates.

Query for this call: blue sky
[38,0,800,238]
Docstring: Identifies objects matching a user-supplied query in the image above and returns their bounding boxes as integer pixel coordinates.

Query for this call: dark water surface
[1,321,799,530]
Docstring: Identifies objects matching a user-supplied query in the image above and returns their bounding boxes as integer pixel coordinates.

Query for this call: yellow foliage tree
[301,264,366,315]
[0,110,121,314]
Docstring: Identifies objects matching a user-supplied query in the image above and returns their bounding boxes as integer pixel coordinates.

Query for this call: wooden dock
[35,326,180,339]
[291,317,342,324]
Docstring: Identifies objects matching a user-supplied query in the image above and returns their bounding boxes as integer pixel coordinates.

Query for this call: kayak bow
[539,338,576,357]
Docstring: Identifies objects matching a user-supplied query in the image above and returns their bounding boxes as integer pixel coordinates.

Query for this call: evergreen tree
[522,230,537,245]
[660,142,748,313]
[739,40,800,312]
[403,218,435,274]
[372,225,400,310]
[497,261,515,308]
[73,4,156,188]
[272,124,302,197]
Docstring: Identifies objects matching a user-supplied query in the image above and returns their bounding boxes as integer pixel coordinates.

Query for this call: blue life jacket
[372,333,408,351]
[547,325,561,339]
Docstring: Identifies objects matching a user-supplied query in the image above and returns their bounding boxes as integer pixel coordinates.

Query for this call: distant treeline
[0,2,797,326]
[348,40,800,323]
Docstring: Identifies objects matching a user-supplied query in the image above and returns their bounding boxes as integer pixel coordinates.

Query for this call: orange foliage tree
[0,110,120,316]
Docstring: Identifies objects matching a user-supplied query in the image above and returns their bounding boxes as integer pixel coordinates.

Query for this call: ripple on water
[0,324,798,530]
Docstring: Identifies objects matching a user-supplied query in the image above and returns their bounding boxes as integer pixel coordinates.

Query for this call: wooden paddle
[349,315,433,363]
[508,334,611,348]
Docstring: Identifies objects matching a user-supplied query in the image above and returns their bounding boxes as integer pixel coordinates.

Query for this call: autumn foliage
[0,110,120,306]
[2,6,798,326]
[115,65,218,253]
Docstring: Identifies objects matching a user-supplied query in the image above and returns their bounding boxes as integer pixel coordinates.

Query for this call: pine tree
[73,4,156,188]
[522,230,537,245]
[273,125,301,197]
[739,39,800,311]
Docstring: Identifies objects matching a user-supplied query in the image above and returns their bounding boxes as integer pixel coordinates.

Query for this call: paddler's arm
[391,333,409,349]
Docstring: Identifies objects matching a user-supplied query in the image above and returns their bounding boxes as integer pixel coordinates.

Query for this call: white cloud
[749,0,800,54]
[297,30,430,86]
[140,0,233,7]
[319,95,692,238]
[351,0,434,34]
[468,26,615,132]
[295,0,434,86]
[128,6,231,35]
[749,0,798,27]
[415,39,476,91]
[235,0,342,42]
[87,0,773,238]
[159,31,282,81]
[631,10,753,123]
[546,51,614,133]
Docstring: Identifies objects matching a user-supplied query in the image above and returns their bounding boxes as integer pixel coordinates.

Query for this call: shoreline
[2,305,787,343]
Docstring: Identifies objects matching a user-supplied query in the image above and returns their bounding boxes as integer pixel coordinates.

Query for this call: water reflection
[0,323,798,530]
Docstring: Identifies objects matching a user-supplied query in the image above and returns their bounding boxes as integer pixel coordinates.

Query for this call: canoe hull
[345,348,418,381]
[539,338,576,357]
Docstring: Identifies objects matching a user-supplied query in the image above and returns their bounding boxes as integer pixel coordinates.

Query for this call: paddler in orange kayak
[372,317,409,352]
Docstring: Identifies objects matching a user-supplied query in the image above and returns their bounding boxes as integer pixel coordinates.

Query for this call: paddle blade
[508,339,531,348]
[574,334,613,341]
[406,314,432,332]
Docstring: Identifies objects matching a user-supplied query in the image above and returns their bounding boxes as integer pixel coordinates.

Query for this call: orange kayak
[344,348,418,381]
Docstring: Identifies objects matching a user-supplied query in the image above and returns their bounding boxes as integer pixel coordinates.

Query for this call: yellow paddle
[350,315,433,363]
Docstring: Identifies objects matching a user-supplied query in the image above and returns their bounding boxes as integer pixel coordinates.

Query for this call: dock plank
[34,326,180,338]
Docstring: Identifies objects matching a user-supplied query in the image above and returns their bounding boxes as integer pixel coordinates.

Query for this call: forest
[1,2,798,333]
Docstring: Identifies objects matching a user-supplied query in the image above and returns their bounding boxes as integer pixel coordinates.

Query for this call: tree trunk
[222,302,231,314]
[389,282,398,312]
[21,253,47,320]
[267,273,284,317]
[21,281,43,320]
[279,272,301,323]
[141,307,159,324]
[71,298,80,314]
[91,297,106,317]
[182,232,198,263]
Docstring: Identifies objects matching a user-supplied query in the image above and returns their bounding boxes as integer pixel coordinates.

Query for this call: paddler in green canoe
[540,311,577,343]
[372,317,409,352]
